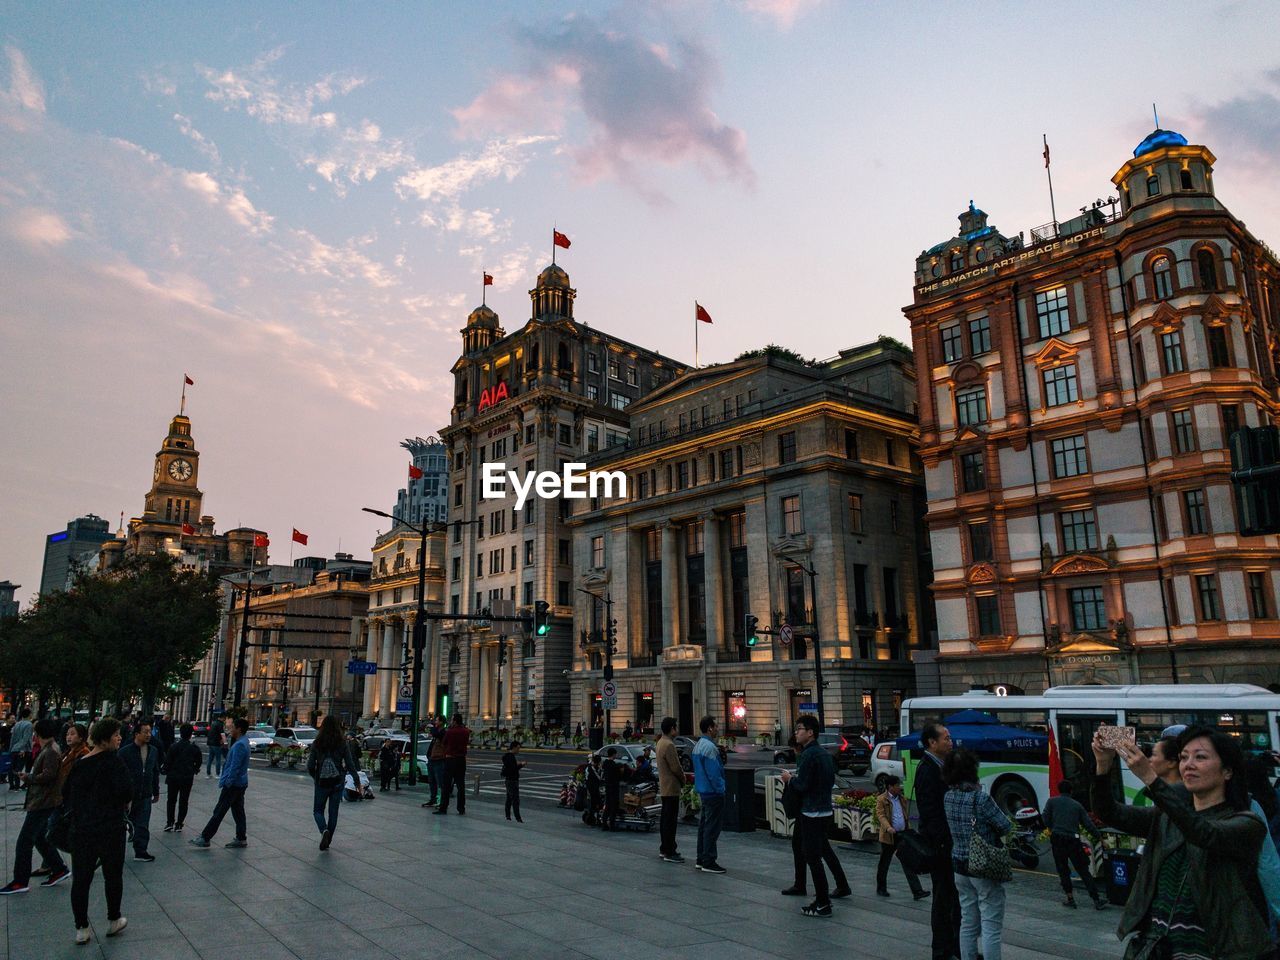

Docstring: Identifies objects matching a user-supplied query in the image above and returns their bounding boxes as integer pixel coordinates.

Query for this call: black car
[773,732,871,773]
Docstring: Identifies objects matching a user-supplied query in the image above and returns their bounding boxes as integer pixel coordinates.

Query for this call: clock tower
[142,414,204,526]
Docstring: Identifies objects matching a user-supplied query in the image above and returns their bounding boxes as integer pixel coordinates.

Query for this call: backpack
[318,750,343,787]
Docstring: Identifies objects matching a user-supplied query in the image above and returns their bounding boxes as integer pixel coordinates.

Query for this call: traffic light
[607,618,618,654]
[534,600,551,636]
[744,614,759,646]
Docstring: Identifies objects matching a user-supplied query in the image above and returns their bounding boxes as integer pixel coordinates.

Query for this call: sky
[4,1,1280,607]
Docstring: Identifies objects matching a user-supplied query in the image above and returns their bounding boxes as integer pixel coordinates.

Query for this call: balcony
[629,652,660,668]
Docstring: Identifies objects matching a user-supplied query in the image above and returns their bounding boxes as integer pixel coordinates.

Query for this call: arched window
[1180,169,1194,190]
[1146,175,1161,197]
[557,342,572,372]
[1196,249,1219,292]
[1152,256,1174,300]
[529,342,540,371]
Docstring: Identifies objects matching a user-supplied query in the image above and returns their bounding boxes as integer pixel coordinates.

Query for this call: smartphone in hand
[1097,725,1137,751]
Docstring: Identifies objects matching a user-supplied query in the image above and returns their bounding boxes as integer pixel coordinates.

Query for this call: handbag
[896,795,938,873]
[781,779,802,819]
[48,805,74,853]
[1123,867,1188,960]
[967,791,1013,883]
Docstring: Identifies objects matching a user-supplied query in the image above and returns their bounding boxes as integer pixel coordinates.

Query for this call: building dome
[537,263,570,288]
[1133,128,1188,158]
[466,303,499,327]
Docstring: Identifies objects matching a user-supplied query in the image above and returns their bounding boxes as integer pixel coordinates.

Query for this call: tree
[735,344,819,366]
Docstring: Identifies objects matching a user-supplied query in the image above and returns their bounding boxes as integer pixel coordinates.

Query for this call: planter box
[764,775,875,842]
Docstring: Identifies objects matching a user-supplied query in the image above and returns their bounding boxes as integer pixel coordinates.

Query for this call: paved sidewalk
[1,771,1122,960]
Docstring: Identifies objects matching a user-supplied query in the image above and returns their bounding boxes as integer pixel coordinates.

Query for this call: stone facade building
[439,262,684,726]
[359,522,447,726]
[568,340,927,737]
[905,128,1280,694]
[396,438,449,526]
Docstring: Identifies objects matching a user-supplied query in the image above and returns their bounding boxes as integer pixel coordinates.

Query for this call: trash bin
[1106,849,1141,905]
[722,767,756,833]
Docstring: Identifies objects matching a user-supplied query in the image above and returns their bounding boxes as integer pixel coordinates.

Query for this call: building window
[890,499,899,533]
[960,451,985,491]
[556,538,570,565]
[969,315,991,356]
[454,483,462,507]
[955,386,988,426]
[848,493,863,534]
[845,430,859,460]
[950,252,964,272]
[1248,571,1270,619]
[1222,404,1242,445]
[587,353,599,373]
[1171,409,1197,454]
[975,594,1001,636]
[676,461,689,490]
[522,581,533,606]
[1035,286,1070,338]
[1161,329,1186,374]
[941,324,963,362]
[586,384,599,402]
[637,472,649,499]
[1051,434,1089,478]
[626,365,638,386]
[451,557,460,581]
[1207,325,1231,368]
[557,580,570,606]
[782,495,802,535]
[1196,574,1222,621]
[586,426,599,452]
[608,358,620,380]
[969,521,993,562]
[786,566,807,625]
[778,431,797,465]
[1069,586,1106,631]
[609,392,629,411]
[1042,363,1079,407]
[1146,174,1160,197]
[1183,488,1209,535]
[1133,339,1148,386]
[1197,249,1220,292]
[1180,169,1194,190]
[885,439,896,466]
[1059,508,1099,553]
[719,449,734,480]
[685,521,704,557]
[1152,257,1174,300]
[591,535,604,568]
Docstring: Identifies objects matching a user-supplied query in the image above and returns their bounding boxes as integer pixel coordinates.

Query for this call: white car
[243,730,274,753]
[272,726,319,751]
[870,741,904,790]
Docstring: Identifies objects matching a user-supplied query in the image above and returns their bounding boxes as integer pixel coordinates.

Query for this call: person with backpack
[306,715,359,851]
[163,723,202,833]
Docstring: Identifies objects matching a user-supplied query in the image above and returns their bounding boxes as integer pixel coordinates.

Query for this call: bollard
[474,772,482,796]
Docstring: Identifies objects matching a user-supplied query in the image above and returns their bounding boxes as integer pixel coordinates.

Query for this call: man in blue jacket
[118,721,162,862]
[190,717,250,849]
[692,716,726,874]
[781,714,837,917]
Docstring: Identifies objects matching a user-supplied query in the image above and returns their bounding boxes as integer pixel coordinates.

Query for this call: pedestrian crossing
[465,760,567,803]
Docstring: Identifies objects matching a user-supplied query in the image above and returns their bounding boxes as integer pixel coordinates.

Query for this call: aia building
[438,263,684,726]
[905,128,1280,693]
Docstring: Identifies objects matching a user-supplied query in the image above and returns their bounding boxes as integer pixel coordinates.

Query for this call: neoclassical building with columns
[568,340,927,737]
[358,522,448,726]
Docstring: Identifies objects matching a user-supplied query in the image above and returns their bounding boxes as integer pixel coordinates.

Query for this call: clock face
[168,458,194,482]
[154,460,162,481]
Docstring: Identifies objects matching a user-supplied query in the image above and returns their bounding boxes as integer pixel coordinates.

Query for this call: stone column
[362,621,379,719]
[661,520,683,646]
[703,513,725,648]
[379,619,397,719]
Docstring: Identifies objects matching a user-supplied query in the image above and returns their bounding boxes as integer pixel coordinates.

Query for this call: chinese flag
[184,374,194,385]
[409,464,424,479]
[695,302,713,324]
[253,534,269,549]
[1047,724,1065,797]
[292,528,309,546]
[1043,139,1051,169]
[553,230,571,249]
[483,272,494,286]
[181,522,195,535]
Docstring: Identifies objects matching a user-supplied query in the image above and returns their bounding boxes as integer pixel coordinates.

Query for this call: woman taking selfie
[1091,725,1270,960]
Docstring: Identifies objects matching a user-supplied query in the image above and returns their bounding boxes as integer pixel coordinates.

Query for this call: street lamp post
[783,555,825,728]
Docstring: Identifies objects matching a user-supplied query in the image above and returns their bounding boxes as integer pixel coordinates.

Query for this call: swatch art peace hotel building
[906,128,1280,693]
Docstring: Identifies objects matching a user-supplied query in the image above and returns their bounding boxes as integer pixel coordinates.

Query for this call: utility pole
[784,556,824,728]
[232,568,253,711]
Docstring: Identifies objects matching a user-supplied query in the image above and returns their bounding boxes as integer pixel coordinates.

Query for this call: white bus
[900,684,1280,812]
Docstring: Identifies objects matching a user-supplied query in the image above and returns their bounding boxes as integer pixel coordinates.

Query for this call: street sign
[346,659,377,676]
[399,683,414,700]
[798,702,819,713]
[601,679,618,711]
[779,623,795,646]
[396,699,413,713]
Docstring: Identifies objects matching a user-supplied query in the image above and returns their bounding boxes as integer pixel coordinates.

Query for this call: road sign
[399,683,414,700]
[396,699,414,713]
[780,623,795,646]
[798,702,819,713]
[601,679,618,711]
[346,659,377,676]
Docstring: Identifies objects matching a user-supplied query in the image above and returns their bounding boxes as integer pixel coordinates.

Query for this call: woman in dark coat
[307,716,360,850]
[64,717,134,945]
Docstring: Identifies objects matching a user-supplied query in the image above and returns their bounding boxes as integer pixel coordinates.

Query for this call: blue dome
[1133,128,1188,158]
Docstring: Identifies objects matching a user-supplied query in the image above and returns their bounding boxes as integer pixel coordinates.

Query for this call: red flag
[184,374,194,385]
[253,534,269,549]
[553,230,571,249]
[695,302,713,324]
[292,528,308,546]
[181,522,195,535]
[1047,723,1065,797]
[408,464,424,479]
[1043,138,1051,169]
[483,272,493,286]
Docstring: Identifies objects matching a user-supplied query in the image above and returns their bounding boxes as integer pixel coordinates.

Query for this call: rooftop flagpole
[694,302,700,369]
[1043,134,1058,232]
[180,374,187,416]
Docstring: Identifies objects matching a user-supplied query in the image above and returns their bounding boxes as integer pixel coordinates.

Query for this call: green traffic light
[537,623,550,636]
[746,635,757,647]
